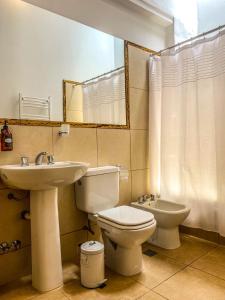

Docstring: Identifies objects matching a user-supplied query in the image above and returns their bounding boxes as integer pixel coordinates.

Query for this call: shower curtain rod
[82,66,124,84]
[159,23,225,54]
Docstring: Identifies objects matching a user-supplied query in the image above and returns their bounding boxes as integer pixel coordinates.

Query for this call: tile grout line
[150,263,188,292]
[130,86,148,92]
[135,285,169,300]
[61,289,71,300]
[186,244,219,267]
[143,236,219,266]
[144,242,221,294]
[60,228,87,237]
[189,265,225,283]
[96,128,99,167]
[186,244,225,283]
[129,127,133,202]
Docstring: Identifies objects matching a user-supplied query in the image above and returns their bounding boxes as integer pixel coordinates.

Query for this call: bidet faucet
[35,152,54,165]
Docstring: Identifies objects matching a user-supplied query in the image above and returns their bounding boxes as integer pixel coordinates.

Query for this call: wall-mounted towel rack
[19,93,51,120]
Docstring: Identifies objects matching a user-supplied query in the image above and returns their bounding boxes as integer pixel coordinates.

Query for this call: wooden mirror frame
[62,40,130,129]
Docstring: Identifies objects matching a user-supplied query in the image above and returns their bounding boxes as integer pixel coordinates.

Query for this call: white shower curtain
[149,31,225,236]
[82,68,126,125]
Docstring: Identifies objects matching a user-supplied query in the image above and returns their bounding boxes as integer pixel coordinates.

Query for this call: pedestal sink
[0,161,89,292]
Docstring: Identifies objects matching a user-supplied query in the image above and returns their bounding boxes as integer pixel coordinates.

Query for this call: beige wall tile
[131,130,148,170]
[118,172,132,205]
[61,230,87,264]
[53,127,97,167]
[130,88,149,130]
[129,45,149,90]
[97,129,131,170]
[87,223,103,243]
[0,125,53,165]
[58,185,87,235]
[131,169,150,201]
[0,189,30,245]
[0,246,31,286]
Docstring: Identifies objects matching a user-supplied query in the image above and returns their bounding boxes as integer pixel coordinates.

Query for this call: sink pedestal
[30,188,63,292]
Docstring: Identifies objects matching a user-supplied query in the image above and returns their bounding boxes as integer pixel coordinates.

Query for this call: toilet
[75,166,156,276]
[132,199,190,249]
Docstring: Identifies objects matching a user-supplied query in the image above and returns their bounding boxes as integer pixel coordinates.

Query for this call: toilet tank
[75,166,120,214]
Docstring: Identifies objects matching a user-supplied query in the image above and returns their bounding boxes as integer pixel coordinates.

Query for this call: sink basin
[0,161,88,190]
[0,161,89,292]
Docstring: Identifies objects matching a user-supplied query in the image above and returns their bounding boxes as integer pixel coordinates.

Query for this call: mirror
[0,0,129,128]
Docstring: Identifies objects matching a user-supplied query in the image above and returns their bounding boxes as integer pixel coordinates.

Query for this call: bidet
[131,198,190,249]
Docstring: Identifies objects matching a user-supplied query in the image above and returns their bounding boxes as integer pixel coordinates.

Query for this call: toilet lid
[98,205,154,226]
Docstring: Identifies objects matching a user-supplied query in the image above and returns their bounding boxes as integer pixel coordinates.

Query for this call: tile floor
[1,234,225,300]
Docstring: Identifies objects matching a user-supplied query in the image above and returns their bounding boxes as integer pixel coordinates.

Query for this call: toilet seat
[98,205,155,230]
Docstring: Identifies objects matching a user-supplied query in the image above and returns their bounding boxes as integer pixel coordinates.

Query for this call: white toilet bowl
[132,199,190,249]
[97,206,156,276]
[75,166,156,276]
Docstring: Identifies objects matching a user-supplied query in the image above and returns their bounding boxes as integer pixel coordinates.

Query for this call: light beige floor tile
[62,279,98,300]
[34,289,68,300]
[63,270,149,300]
[96,271,149,300]
[146,234,217,265]
[138,290,167,300]
[63,263,80,284]
[191,245,225,280]
[129,88,148,130]
[97,129,131,170]
[0,277,37,300]
[132,254,185,289]
[154,267,225,300]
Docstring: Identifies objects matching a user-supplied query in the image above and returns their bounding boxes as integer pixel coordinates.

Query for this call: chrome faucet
[35,152,47,165]
[20,156,29,167]
[35,152,54,165]
[137,194,151,204]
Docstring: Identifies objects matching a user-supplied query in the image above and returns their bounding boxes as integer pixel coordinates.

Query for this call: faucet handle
[143,194,150,201]
[150,194,155,201]
[47,154,54,165]
[137,195,144,204]
[20,156,29,166]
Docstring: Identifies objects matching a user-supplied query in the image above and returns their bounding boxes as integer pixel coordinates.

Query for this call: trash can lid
[81,241,104,255]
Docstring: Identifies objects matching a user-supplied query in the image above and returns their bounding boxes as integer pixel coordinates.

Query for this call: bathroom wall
[197,0,225,34]
[0,43,150,286]
[0,0,123,121]
[23,0,167,51]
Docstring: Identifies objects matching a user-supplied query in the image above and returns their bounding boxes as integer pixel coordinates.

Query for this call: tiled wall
[0,44,150,285]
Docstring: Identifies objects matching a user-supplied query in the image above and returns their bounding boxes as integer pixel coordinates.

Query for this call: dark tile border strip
[180,225,225,245]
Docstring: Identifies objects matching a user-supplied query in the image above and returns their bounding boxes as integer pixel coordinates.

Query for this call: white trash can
[80,241,106,288]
